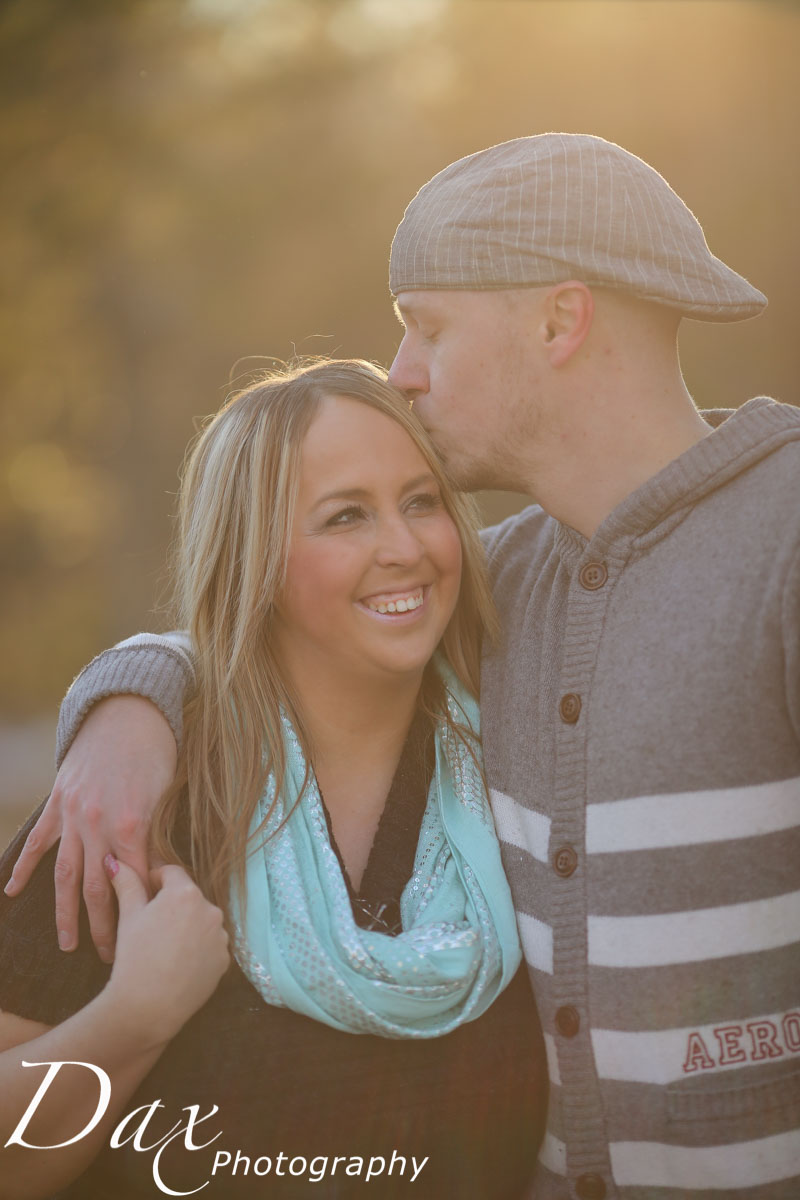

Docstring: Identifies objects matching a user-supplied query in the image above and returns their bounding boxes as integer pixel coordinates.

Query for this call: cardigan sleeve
[0,804,112,1025]
[55,632,195,768]
[784,542,800,743]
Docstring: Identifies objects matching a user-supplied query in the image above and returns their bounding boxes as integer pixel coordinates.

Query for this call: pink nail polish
[103,853,119,878]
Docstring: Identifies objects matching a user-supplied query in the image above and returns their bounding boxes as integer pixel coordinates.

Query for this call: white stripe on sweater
[592,1008,800,1084]
[609,1128,800,1189]
[586,776,800,853]
[537,1131,567,1176]
[489,789,550,862]
[542,1032,562,1086]
[518,911,553,974]
[588,890,800,968]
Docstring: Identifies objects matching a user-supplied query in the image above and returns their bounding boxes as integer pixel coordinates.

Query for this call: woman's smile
[359,584,426,616]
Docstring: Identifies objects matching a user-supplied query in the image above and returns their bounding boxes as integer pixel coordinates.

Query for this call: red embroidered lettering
[682,1031,715,1073]
[782,1012,800,1053]
[714,1024,747,1065]
[746,1020,784,1061]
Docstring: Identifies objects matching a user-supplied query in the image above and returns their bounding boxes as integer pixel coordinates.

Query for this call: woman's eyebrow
[400,472,438,493]
[311,486,372,509]
[311,474,437,509]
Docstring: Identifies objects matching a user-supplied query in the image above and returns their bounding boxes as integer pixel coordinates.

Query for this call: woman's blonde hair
[152,358,498,915]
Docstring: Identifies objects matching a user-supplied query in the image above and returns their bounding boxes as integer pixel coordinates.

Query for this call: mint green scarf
[232,670,521,1038]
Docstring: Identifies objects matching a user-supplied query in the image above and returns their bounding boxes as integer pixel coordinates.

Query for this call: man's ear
[540,281,594,367]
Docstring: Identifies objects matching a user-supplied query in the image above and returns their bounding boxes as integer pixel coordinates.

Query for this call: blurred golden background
[1,0,798,834]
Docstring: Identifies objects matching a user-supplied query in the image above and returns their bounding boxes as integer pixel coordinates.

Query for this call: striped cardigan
[481,396,800,1198]
[56,396,800,1198]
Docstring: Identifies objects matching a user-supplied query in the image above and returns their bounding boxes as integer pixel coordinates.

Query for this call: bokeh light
[0,0,797,817]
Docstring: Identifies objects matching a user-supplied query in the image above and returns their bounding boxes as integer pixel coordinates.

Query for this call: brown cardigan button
[576,1174,606,1200]
[579,561,608,590]
[559,693,581,723]
[553,845,578,877]
[555,1005,580,1037]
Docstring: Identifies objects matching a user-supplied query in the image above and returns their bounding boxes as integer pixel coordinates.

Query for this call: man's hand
[3,695,178,963]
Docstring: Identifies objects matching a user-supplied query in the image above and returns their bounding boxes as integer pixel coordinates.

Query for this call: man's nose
[389,339,428,399]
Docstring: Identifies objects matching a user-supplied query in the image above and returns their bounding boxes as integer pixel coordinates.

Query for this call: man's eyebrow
[391,302,434,331]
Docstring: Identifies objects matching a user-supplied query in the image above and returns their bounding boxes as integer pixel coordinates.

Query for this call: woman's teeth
[366,589,424,614]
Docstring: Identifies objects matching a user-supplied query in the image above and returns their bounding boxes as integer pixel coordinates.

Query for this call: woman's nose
[374,514,424,566]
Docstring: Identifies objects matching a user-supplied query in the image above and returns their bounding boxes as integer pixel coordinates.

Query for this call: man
[9,134,800,1198]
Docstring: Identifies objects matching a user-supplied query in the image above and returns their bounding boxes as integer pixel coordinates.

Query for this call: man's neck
[525,383,712,540]
[507,290,719,539]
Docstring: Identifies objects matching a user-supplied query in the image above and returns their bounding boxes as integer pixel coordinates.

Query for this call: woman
[0,360,546,1198]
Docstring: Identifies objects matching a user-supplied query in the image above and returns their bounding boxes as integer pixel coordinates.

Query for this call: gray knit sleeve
[784,543,800,743]
[55,633,195,769]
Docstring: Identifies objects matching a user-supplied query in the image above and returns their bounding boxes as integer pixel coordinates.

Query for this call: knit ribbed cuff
[56,641,194,768]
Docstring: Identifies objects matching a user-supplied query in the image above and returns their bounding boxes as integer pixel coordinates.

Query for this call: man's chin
[426,435,513,491]
[442,459,509,493]
[435,453,481,492]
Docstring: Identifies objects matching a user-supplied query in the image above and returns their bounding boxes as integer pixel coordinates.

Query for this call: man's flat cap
[389,133,766,322]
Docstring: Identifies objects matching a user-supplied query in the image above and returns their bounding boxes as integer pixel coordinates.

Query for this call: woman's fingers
[103,862,230,1048]
[105,856,149,918]
[82,812,152,964]
[148,863,192,893]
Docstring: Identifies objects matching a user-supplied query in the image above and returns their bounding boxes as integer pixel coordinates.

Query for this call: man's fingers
[82,853,118,965]
[53,831,84,952]
[4,803,60,896]
[80,819,152,965]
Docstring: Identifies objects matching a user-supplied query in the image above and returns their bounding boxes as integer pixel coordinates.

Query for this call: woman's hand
[104,859,230,1050]
[0,860,229,1199]
[4,695,178,963]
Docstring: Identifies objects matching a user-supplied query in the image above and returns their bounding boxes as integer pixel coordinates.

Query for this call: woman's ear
[540,281,594,367]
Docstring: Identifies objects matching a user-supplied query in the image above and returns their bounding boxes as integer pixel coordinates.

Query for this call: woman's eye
[325,505,365,528]
[407,492,441,514]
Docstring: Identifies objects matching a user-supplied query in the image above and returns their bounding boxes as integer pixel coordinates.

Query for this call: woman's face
[273,394,462,690]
